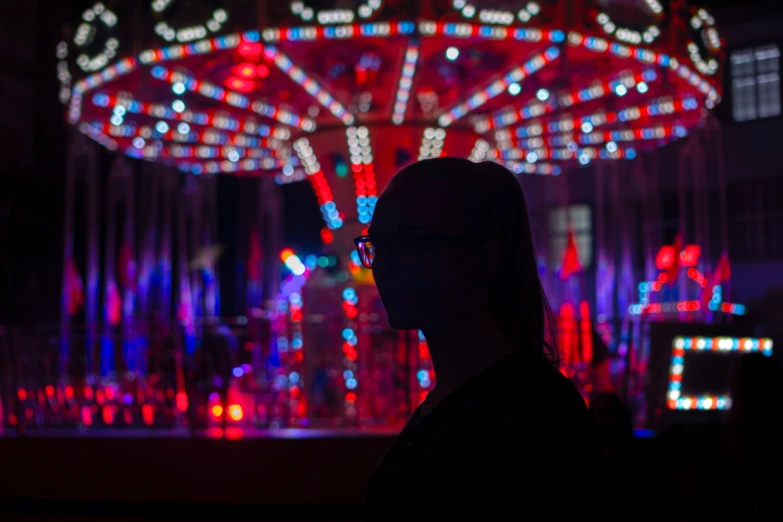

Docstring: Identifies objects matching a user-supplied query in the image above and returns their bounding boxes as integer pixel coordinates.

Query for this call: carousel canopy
[58,0,724,229]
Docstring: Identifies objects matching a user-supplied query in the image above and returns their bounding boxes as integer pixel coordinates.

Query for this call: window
[549,205,592,270]
[731,44,781,122]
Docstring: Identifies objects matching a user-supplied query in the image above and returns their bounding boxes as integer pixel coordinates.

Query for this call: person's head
[728,352,783,425]
[361,157,557,365]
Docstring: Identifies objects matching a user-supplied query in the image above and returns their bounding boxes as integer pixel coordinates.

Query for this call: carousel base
[0,429,396,521]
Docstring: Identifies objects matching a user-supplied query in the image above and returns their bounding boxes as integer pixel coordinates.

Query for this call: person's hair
[393,158,559,366]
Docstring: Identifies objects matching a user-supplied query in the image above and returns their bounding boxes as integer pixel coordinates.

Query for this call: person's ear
[475,240,502,282]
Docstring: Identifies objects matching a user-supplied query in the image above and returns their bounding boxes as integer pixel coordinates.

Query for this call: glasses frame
[354,232,466,269]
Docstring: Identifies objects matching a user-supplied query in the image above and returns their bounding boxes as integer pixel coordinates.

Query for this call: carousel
[3,0,739,434]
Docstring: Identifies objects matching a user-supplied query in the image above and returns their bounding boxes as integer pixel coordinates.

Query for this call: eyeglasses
[354,233,464,269]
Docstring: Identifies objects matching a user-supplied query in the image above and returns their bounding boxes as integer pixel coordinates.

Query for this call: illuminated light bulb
[172,82,186,95]
[615,84,628,96]
[172,99,185,112]
[463,4,476,17]
[578,154,590,165]
[110,114,123,126]
[526,152,537,163]
[177,122,190,134]
[606,141,618,153]
[228,404,243,421]
[581,122,593,133]
[508,83,521,95]
[228,150,240,162]
[536,88,549,101]
[445,46,460,61]
[132,137,145,148]
[211,404,223,417]
[636,81,649,94]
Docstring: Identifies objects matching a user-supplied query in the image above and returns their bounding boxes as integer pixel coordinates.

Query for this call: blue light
[421,377,431,387]
[343,370,354,380]
[305,255,317,269]
[669,381,681,390]
[289,292,302,305]
[123,394,133,405]
[342,328,355,340]
[350,250,361,266]
[346,378,357,389]
[233,367,244,378]
[734,304,746,315]
[324,201,336,212]
[342,288,357,301]
[417,370,429,381]
[291,338,303,349]
[398,22,415,34]
[626,148,636,159]
[242,30,260,42]
[356,196,368,205]
[289,372,300,384]
[672,356,684,365]
[551,30,565,43]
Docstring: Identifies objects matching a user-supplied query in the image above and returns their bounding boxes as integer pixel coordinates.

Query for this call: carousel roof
[58,0,724,229]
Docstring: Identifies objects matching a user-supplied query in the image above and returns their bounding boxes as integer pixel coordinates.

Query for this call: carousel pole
[85,141,99,377]
[121,160,138,374]
[102,158,120,378]
[60,134,78,378]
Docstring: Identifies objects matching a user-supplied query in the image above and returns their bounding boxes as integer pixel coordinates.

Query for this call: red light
[65,385,74,400]
[238,41,262,58]
[212,404,223,418]
[235,62,257,79]
[655,245,675,270]
[346,392,357,403]
[142,404,154,426]
[228,404,243,421]
[346,349,358,361]
[17,388,26,401]
[102,406,115,425]
[321,228,334,244]
[280,248,294,261]
[176,391,188,412]
[290,385,300,398]
[257,63,270,78]
[295,351,303,361]
[225,76,255,93]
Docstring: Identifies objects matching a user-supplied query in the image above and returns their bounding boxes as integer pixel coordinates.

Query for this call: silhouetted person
[359,158,595,520]
[715,352,783,521]
[590,393,638,521]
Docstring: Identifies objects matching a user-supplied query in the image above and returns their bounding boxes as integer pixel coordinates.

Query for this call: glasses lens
[357,238,374,269]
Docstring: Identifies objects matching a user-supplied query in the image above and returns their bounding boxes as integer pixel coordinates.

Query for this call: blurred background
[1,0,782,520]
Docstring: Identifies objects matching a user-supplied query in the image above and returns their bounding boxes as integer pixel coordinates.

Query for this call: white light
[581,122,593,133]
[636,81,649,94]
[172,99,185,112]
[508,83,521,96]
[606,141,618,153]
[526,152,537,162]
[228,150,240,162]
[615,84,628,96]
[527,2,540,15]
[536,88,549,101]
[579,154,590,165]
[446,47,460,61]
[113,105,126,116]
[283,165,294,176]
[177,122,190,134]
[132,137,145,148]
[110,114,123,126]
[463,4,476,17]
[156,121,169,133]
[172,82,186,95]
